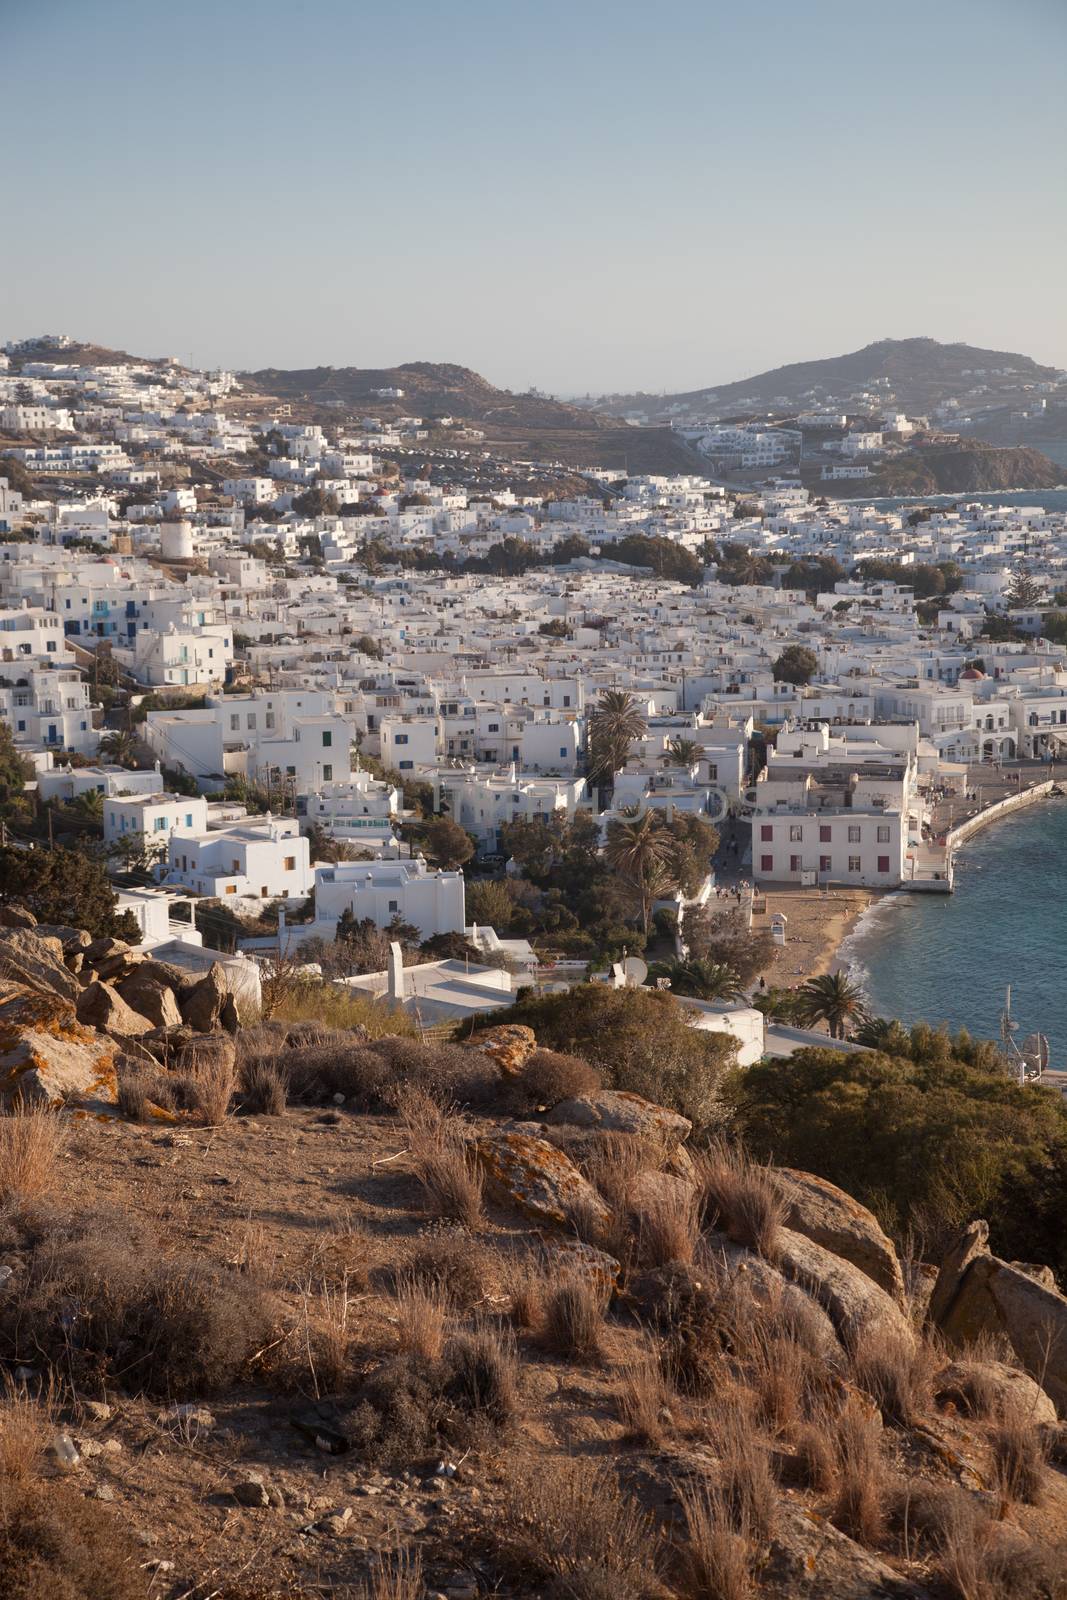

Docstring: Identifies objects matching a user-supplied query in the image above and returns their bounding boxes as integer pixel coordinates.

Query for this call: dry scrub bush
[832,1397,888,1547]
[711,1399,779,1544]
[510,1047,601,1112]
[304,1274,353,1395]
[695,1143,785,1259]
[506,1255,546,1331]
[0,1480,146,1600]
[542,1275,607,1362]
[581,1130,651,1213]
[442,1326,518,1427]
[187,1048,236,1125]
[408,1119,484,1231]
[0,1218,271,1398]
[0,1106,66,1207]
[0,1377,52,1483]
[348,1326,517,1462]
[302,1215,372,1291]
[392,1273,448,1362]
[405,1228,489,1311]
[239,1055,287,1115]
[988,1405,1048,1508]
[784,1418,837,1493]
[504,1457,660,1600]
[675,1478,753,1600]
[749,1328,828,1438]
[850,1325,936,1427]
[616,1352,671,1446]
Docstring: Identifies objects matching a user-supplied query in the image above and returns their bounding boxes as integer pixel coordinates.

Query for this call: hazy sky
[5,0,1066,393]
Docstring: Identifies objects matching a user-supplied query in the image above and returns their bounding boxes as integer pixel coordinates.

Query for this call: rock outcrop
[76,980,155,1037]
[0,989,118,1116]
[476,1129,610,1232]
[775,1227,915,1349]
[773,1167,906,1304]
[547,1088,692,1145]
[467,1023,536,1077]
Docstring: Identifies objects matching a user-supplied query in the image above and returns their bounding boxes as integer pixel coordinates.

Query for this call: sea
[844,488,1067,515]
[840,796,1067,1067]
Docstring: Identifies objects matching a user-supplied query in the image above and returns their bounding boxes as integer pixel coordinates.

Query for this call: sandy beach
[750,886,878,987]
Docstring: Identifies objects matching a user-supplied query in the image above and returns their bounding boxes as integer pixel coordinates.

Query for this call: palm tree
[588,689,646,789]
[797,971,868,1040]
[73,787,104,820]
[650,957,745,1002]
[605,811,675,933]
[98,729,140,769]
[852,1015,911,1054]
[661,737,701,768]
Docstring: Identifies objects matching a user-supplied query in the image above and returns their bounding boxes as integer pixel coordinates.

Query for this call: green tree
[1005,568,1044,608]
[661,737,701,767]
[771,645,819,686]
[0,723,34,826]
[797,970,868,1039]
[604,811,676,935]
[502,983,737,1131]
[466,878,515,929]
[684,907,775,985]
[587,689,646,788]
[97,729,141,769]
[419,815,476,870]
[649,957,745,1002]
[0,844,138,938]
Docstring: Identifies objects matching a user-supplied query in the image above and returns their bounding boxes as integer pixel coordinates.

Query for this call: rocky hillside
[592,338,1062,420]
[1,913,1066,1599]
[809,441,1064,499]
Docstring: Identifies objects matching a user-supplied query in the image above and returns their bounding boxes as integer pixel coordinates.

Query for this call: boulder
[93,951,143,983]
[545,1237,620,1296]
[0,994,118,1116]
[467,1024,537,1077]
[475,1130,610,1232]
[940,1254,1067,1416]
[775,1226,915,1350]
[764,1503,931,1599]
[1009,1261,1058,1291]
[115,972,182,1031]
[84,936,130,965]
[76,980,155,1037]
[34,925,92,953]
[0,904,38,929]
[0,928,81,1004]
[547,1089,691,1145]
[927,1219,990,1330]
[773,1168,905,1304]
[178,964,229,1033]
[701,1229,842,1362]
[935,1359,1057,1425]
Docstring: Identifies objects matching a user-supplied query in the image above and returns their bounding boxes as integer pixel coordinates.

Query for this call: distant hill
[809,441,1063,499]
[592,338,1062,420]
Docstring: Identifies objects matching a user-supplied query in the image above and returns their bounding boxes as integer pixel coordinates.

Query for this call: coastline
[751,886,879,987]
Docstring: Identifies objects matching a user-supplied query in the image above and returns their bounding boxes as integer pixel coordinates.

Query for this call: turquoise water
[840,798,1067,1065]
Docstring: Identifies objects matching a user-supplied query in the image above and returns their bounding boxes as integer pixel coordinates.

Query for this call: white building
[163,816,312,900]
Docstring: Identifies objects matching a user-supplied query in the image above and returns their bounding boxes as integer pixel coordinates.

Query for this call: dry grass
[405,1229,489,1311]
[0,1376,53,1482]
[850,1326,936,1427]
[505,1457,659,1600]
[988,1406,1047,1508]
[393,1273,448,1362]
[832,1397,887,1546]
[787,1418,837,1493]
[541,1276,606,1362]
[506,1255,546,1331]
[231,1216,278,1286]
[188,1051,236,1126]
[695,1143,785,1260]
[749,1328,825,1438]
[675,1478,753,1600]
[635,1186,700,1270]
[616,1352,671,1446]
[239,1056,287,1115]
[352,1546,423,1600]
[266,976,419,1038]
[442,1325,518,1428]
[582,1131,649,1213]
[712,1399,779,1544]
[408,1119,484,1231]
[0,1105,67,1206]
[305,1273,352,1395]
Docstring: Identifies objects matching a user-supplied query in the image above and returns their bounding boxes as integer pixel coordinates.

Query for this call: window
[760,824,773,842]
[153,817,167,831]
[848,855,861,873]
[322,731,332,747]
[877,855,890,873]
[789,824,803,842]
[394,733,408,745]
[487,723,499,733]
[877,824,890,843]
[283,856,295,871]
[231,859,240,873]
[820,854,832,872]
[224,885,236,895]
[399,759,413,769]
[247,713,256,729]
[286,766,296,777]
[388,900,399,914]
[790,854,802,873]
[230,714,239,731]
[323,764,332,781]
[185,814,193,827]
[847,824,861,843]
[819,824,831,843]
[761,854,773,872]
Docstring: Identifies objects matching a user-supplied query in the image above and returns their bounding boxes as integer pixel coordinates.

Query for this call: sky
[4,0,1066,394]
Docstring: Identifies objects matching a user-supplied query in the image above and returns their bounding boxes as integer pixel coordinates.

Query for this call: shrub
[393,1274,448,1362]
[504,1457,659,1600]
[0,1221,271,1398]
[0,1480,146,1600]
[348,1332,516,1463]
[616,1353,670,1446]
[405,1230,489,1311]
[512,1048,601,1111]
[0,1377,51,1482]
[441,1327,517,1428]
[634,1185,700,1270]
[187,1049,236,1125]
[542,1277,606,1362]
[0,1107,66,1207]
[266,977,418,1038]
